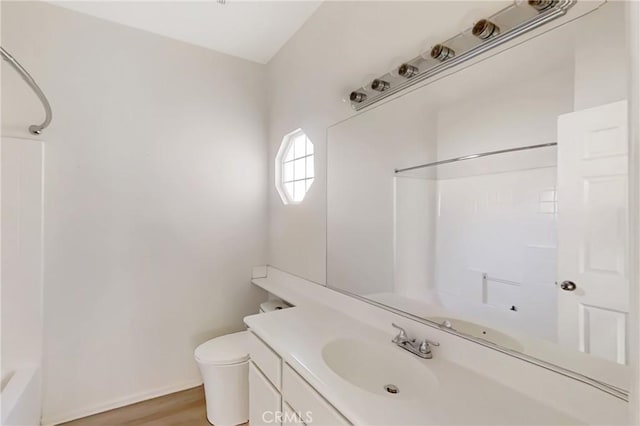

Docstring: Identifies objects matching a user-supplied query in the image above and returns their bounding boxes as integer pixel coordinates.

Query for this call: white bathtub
[1,367,41,426]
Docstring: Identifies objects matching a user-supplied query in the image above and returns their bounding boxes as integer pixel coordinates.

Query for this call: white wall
[266,1,508,284]
[1,2,268,423]
[327,99,437,296]
[573,0,628,111]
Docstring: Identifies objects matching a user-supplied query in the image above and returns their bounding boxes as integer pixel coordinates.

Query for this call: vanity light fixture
[347,0,576,110]
[349,91,367,103]
[398,63,419,78]
[528,0,557,13]
[371,79,390,92]
[472,19,500,40]
[430,44,455,62]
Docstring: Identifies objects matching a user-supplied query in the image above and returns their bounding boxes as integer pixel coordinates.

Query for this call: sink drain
[384,384,399,394]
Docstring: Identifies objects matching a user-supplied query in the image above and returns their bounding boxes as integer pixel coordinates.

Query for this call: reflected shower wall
[395,144,558,341]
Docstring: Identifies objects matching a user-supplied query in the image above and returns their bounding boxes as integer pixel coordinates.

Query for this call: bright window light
[276,129,314,204]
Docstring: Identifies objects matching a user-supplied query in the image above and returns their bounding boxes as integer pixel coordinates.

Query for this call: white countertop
[244,305,582,425]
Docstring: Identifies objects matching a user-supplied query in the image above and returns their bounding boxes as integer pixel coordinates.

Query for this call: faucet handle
[418,338,440,354]
[391,323,408,343]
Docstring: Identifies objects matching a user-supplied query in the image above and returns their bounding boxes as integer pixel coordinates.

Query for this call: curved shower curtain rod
[1,46,52,135]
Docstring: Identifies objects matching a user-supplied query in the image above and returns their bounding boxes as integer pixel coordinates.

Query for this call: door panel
[557,100,628,364]
[578,304,627,364]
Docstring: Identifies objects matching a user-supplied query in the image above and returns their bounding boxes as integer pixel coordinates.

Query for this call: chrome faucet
[391,323,439,359]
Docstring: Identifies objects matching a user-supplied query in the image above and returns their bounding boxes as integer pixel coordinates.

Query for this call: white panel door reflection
[557,100,629,364]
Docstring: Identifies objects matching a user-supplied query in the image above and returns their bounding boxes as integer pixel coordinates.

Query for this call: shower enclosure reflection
[393,143,560,349]
[327,1,629,394]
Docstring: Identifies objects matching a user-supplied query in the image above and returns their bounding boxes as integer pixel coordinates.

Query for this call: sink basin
[428,316,523,352]
[321,338,438,399]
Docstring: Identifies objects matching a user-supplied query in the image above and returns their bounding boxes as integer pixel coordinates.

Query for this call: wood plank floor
[59,386,247,426]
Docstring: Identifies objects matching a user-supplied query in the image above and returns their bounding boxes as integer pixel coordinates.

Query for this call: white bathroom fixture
[321,338,439,399]
[244,304,585,425]
[195,331,250,426]
[195,300,290,425]
[250,266,630,424]
[389,323,440,359]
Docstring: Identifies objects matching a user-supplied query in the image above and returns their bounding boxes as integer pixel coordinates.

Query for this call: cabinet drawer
[283,363,350,426]
[249,331,282,390]
[249,361,282,426]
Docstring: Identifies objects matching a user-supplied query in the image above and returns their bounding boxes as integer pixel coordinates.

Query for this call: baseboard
[40,379,203,426]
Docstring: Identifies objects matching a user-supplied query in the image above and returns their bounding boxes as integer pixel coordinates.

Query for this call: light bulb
[349,91,367,103]
[371,79,390,92]
[528,0,556,12]
[472,19,500,40]
[430,44,455,62]
[398,64,419,78]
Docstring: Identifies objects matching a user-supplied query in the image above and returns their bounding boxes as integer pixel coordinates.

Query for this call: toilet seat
[195,331,249,366]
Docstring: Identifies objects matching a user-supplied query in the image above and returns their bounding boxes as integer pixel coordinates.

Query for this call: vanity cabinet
[282,364,350,425]
[248,329,282,389]
[248,331,351,426]
[282,403,305,425]
[249,362,281,426]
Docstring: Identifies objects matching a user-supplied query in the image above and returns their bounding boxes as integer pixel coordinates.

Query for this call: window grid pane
[293,158,305,181]
[283,153,313,165]
[293,180,306,202]
[293,135,306,159]
[283,161,294,182]
[280,131,314,202]
[284,144,294,162]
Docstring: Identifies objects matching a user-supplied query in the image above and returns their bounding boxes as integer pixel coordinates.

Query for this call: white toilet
[195,300,289,425]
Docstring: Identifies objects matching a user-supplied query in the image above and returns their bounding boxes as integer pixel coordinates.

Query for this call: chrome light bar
[348,0,576,111]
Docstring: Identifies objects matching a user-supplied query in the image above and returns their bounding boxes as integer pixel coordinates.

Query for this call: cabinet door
[249,361,282,426]
[248,331,282,389]
[283,402,306,426]
[283,364,350,425]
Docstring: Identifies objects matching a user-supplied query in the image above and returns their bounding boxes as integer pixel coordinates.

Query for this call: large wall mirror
[327,1,630,396]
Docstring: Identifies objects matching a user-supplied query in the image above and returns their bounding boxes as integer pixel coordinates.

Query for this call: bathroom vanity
[247,321,348,426]
[246,267,629,425]
[245,305,582,425]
